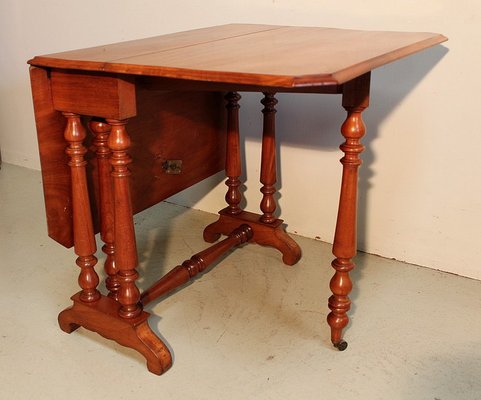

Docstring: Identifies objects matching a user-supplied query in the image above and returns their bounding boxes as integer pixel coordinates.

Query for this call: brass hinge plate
[162,159,182,174]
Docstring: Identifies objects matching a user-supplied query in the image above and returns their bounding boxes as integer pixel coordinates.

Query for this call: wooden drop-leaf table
[28,24,447,375]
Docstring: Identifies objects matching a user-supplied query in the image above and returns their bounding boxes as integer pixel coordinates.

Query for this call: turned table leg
[327,73,370,350]
[204,91,244,243]
[106,119,142,319]
[224,91,243,216]
[90,119,120,300]
[203,92,243,243]
[203,92,301,265]
[259,92,278,224]
[62,112,100,304]
[58,115,172,375]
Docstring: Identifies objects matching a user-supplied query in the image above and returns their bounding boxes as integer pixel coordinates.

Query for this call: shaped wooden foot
[203,208,301,266]
[58,293,172,375]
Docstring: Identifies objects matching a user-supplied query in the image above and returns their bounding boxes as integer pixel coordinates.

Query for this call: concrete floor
[1,163,481,400]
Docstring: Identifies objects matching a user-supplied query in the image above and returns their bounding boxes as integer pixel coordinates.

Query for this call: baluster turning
[107,119,142,319]
[63,112,100,303]
[224,92,243,215]
[90,119,120,300]
[259,92,278,224]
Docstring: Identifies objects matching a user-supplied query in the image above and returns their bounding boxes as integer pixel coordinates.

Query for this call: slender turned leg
[203,92,301,265]
[106,119,142,319]
[62,112,100,304]
[224,92,243,216]
[90,119,120,300]
[327,72,370,351]
[204,92,243,243]
[259,92,278,223]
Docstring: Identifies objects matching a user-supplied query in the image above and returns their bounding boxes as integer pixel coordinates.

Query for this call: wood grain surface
[28,24,447,87]
[30,66,226,248]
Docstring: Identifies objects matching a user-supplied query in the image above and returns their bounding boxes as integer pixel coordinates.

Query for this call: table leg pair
[203,91,302,266]
[58,73,370,374]
[57,116,171,375]
[206,77,370,351]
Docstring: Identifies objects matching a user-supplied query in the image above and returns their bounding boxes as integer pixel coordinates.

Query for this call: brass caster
[334,340,348,351]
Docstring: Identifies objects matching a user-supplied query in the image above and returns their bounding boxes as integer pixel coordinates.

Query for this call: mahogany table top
[28,24,447,88]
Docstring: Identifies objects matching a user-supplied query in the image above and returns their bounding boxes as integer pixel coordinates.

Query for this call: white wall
[1,1,480,279]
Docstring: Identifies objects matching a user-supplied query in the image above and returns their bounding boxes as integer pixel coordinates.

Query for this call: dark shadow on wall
[239,45,448,248]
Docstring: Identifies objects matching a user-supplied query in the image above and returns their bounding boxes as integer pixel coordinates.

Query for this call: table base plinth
[58,293,172,375]
[203,208,301,266]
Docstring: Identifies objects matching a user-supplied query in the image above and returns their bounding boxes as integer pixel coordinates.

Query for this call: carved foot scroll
[203,209,301,266]
[58,293,172,375]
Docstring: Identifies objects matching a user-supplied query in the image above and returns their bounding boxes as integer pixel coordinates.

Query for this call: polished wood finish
[204,209,301,266]
[203,91,301,265]
[31,68,225,248]
[58,110,180,373]
[90,120,119,299]
[224,92,242,215]
[51,70,136,119]
[107,119,142,319]
[327,73,370,350]
[28,25,446,375]
[58,293,172,375]
[137,75,343,94]
[63,112,100,303]
[29,66,73,248]
[141,224,253,305]
[259,92,278,224]
[29,24,446,87]
[33,24,281,65]
[121,89,225,212]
